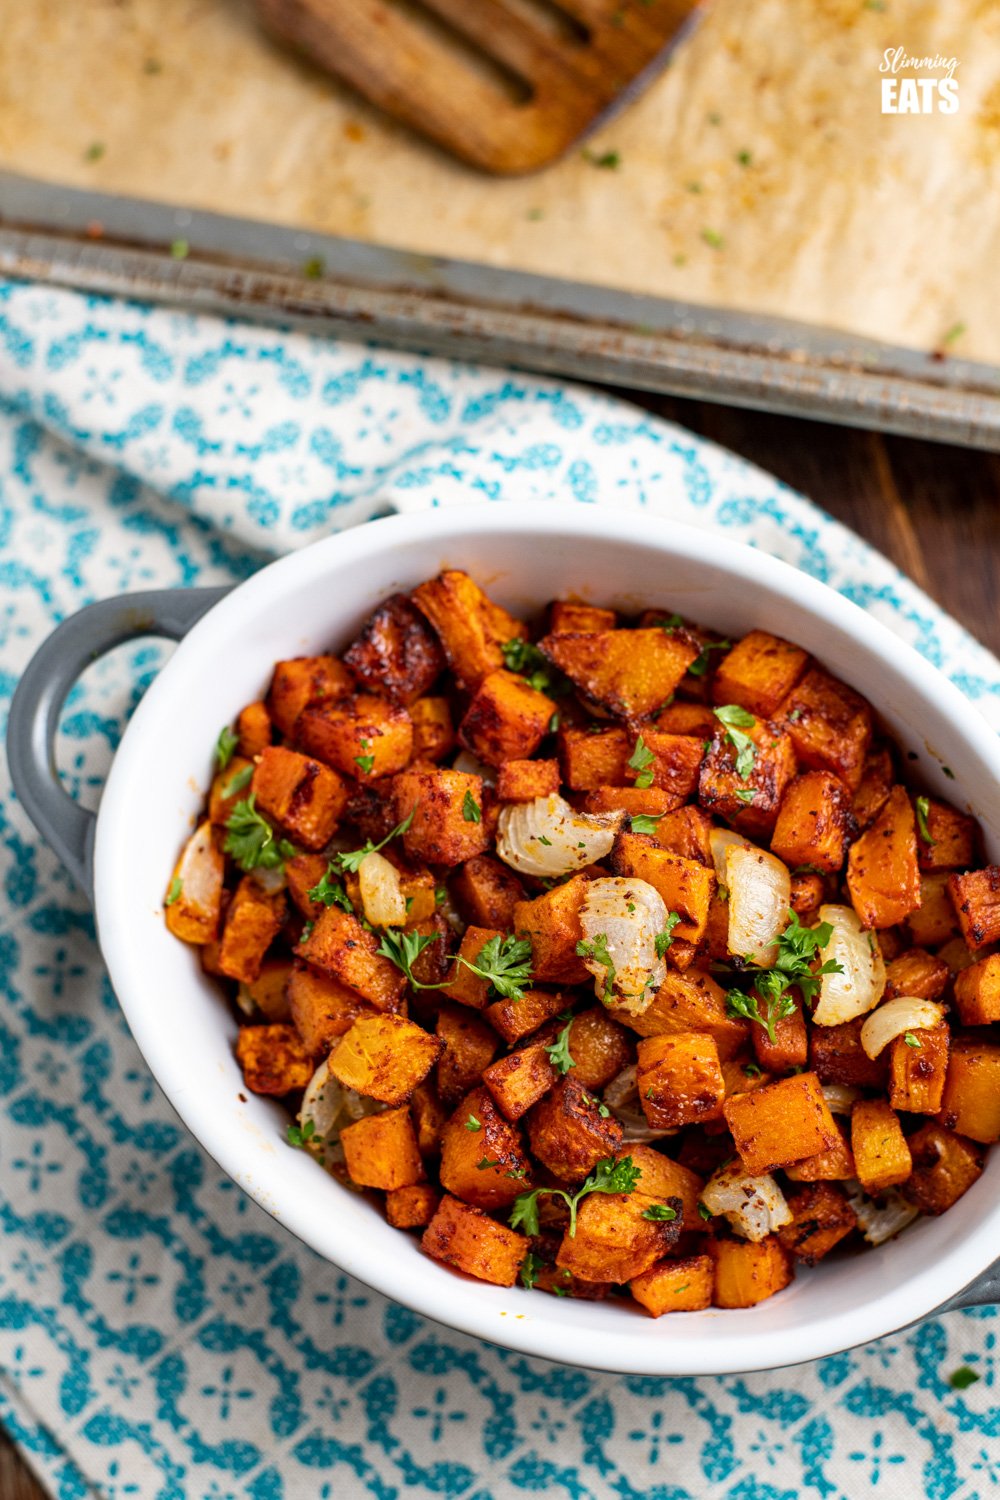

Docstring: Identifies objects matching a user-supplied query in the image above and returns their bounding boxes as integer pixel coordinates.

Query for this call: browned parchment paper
[1,0,997,361]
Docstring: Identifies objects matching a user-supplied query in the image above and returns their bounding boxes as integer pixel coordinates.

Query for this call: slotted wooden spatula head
[257,0,703,175]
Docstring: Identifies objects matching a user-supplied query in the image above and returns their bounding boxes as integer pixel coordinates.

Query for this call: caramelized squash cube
[328,1015,442,1105]
[628,730,706,808]
[421,1194,528,1286]
[459,669,557,768]
[235,1023,312,1096]
[777,1182,856,1265]
[288,961,376,1054]
[699,720,797,838]
[548,600,617,634]
[852,745,894,830]
[579,786,677,820]
[908,872,960,947]
[780,668,872,792]
[342,591,445,704]
[410,1082,447,1157]
[637,1032,725,1130]
[752,994,808,1073]
[885,948,950,1002]
[939,1037,1000,1142]
[440,926,504,1009]
[887,1024,949,1115]
[566,1007,633,1089]
[485,987,571,1046]
[451,854,526,930]
[386,1183,439,1229]
[559,726,631,790]
[439,1087,532,1209]
[630,1254,714,1315]
[483,1043,556,1121]
[250,745,348,850]
[236,700,272,758]
[411,570,527,690]
[409,696,455,762]
[556,1190,683,1283]
[724,1072,838,1175]
[618,1143,706,1230]
[644,804,714,865]
[653,701,719,739]
[916,798,978,872]
[847,786,921,929]
[711,1236,793,1308]
[239,958,293,1023]
[299,907,406,1011]
[611,832,715,943]
[851,1099,912,1193]
[770,770,852,873]
[789,871,827,922]
[527,1075,624,1182]
[713,631,810,718]
[619,968,749,1059]
[218,877,286,984]
[513,875,591,984]
[538,628,699,720]
[297,693,413,782]
[393,767,491,866]
[784,1120,856,1182]
[902,1122,985,1214]
[267,655,352,740]
[284,853,330,919]
[165,821,224,944]
[810,1017,887,1089]
[435,1006,499,1106]
[340,1106,425,1190]
[954,953,1000,1025]
[948,867,1000,951]
[497,758,561,803]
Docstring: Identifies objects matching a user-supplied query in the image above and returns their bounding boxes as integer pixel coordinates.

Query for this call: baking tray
[3,170,1000,451]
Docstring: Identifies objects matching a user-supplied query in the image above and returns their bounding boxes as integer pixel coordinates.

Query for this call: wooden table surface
[2,396,997,1500]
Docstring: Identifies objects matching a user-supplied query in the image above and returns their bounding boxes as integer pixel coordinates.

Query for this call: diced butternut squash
[851,1099,912,1193]
[340,1106,425,1190]
[548,600,617,634]
[611,832,715,944]
[784,1120,856,1182]
[908,872,961,947]
[165,820,224,944]
[654,702,718,739]
[410,1082,447,1157]
[637,1032,725,1130]
[497,759,560,803]
[847,786,921,929]
[770,770,852,873]
[810,1018,887,1089]
[459,670,557,767]
[954,953,1000,1025]
[538,628,699,720]
[887,1024,949,1115]
[618,968,749,1059]
[298,907,406,1011]
[250,745,348,850]
[852,744,894,830]
[235,1023,312,1095]
[236,700,272,758]
[435,1006,499,1106]
[411,570,527,690]
[283,852,329,919]
[780,668,872,792]
[410,696,455,762]
[559,726,631,790]
[288,961,376,1054]
[297,694,413,782]
[580,786,677,820]
[439,1087,532,1209]
[916,798,978,872]
[451,854,526,930]
[527,1074,624,1181]
[949,867,1000,951]
[267,655,352,739]
[421,1194,527,1286]
[711,1236,793,1308]
[386,1183,439,1229]
[713,631,810,718]
[789,871,827,922]
[938,1038,1000,1143]
[885,948,950,1002]
[556,1190,683,1283]
[618,1143,706,1230]
[627,730,705,807]
[699,719,797,838]
[342,591,445,704]
[485,987,571,1046]
[902,1122,985,1214]
[724,1071,838,1175]
[439,926,503,1009]
[752,994,808,1073]
[631,1254,714,1315]
[217,876,286,984]
[392,767,491,866]
[513,876,591,984]
[777,1182,857,1264]
[483,1042,556,1121]
[239,958,292,1023]
[566,1007,632,1089]
[328,1014,442,1104]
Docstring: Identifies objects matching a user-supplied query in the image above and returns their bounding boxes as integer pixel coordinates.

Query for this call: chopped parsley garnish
[660,613,684,634]
[327,807,416,875]
[462,790,482,824]
[655,912,682,958]
[734,788,756,804]
[904,1032,921,1049]
[537,835,552,846]
[582,148,621,169]
[501,638,568,697]
[165,876,183,907]
[548,712,561,734]
[85,142,105,162]
[215,724,239,771]
[949,1365,980,1390]
[736,149,753,167]
[435,885,448,907]
[630,811,666,835]
[378,931,533,1003]
[224,795,296,873]
[689,639,732,677]
[303,256,325,279]
[724,909,843,1043]
[701,228,725,250]
[698,1201,713,1221]
[354,738,376,774]
[520,1250,543,1289]
[576,933,616,1002]
[286,1118,316,1149]
[743,1062,763,1078]
[465,1115,482,1132]
[510,1154,641,1238]
[306,869,354,911]
[713,704,757,779]
[642,1204,678,1222]
[170,238,189,260]
[476,1156,500,1171]
[545,1020,576,1076]
[915,795,935,845]
[223,763,253,798]
[628,735,656,789]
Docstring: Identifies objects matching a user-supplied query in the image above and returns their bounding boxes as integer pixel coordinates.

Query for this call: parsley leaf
[465,1114,482,1131]
[510,1154,642,1238]
[307,868,354,911]
[223,763,253,798]
[698,1202,713,1221]
[462,790,482,824]
[642,1203,678,1222]
[520,1250,543,1289]
[949,1365,980,1390]
[545,1019,576,1076]
[165,876,183,907]
[224,795,296,872]
[286,1118,316,1149]
[688,639,732,678]
[460,934,534,1002]
[354,738,376,775]
[215,724,239,771]
[630,811,666,835]
[628,735,656,789]
[655,912,682,957]
[714,704,757,779]
[915,795,936,845]
[724,909,843,1042]
[376,928,437,984]
[660,613,684,634]
[904,1032,921,1048]
[330,807,417,875]
[576,933,616,1002]
[734,788,755,804]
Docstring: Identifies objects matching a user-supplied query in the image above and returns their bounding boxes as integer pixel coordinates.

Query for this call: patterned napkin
[2,278,1000,1500]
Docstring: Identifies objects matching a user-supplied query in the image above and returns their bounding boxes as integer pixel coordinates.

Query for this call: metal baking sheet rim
[2,171,999,451]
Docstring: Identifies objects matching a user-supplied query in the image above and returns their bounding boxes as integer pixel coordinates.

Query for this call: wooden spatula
[257,0,702,175]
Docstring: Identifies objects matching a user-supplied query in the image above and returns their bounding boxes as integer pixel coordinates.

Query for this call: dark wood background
[2,396,997,1499]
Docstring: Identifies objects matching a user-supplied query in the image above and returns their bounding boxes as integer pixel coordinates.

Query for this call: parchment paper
[1,0,997,361]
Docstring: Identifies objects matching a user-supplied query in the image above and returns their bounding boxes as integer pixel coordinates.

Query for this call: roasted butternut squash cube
[630,1253,714,1315]
[386,1183,439,1229]
[777,1182,856,1265]
[250,745,348,851]
[949,867,1000,951]
[527,1075,624,1181]
[902,1122,985,1214]
[298,907,406,1011]
[340,1106,425,1190]
[619,968,749,1059]
[328,1015,442,1104]
[451,854,526,930]
[236,700,272,759]
[239,958,292,1022]
[483,1043,556,1122]
[851,1099,912,1193]
[267,655,352,739]
[559,726,631,790]
[459,670,557,768]
[654,702,718,739]
[699,719,797,838]
[810,1017,887,1089]
[939,1037,1000,1142]
[852,744,894,830]
[539,628,699,720]
[637,1032,725,1130]
[566,1007,632,1089]
[780,668,872,792]
[580,787,678,820]
[422,1194,527,1286]
[411,570,527,690]
[847,786,921,929]
[342,591,445,704]
[642,804,713,865]
[288,961,376,1054]
[283,853,329,919]
[439,1087,532,1209]
[297,693,413,783]
[410,1082,447,1157]
[752,994,808,1073]
[513,875,591,984]
[628,730,705,807]
[908,871,961,947]
[218,877,286,984]
[235,1023,312,1095]
[713,631,810,718]
[885,948,950,1002]
[165,821,225,944]
[916,798,978,872]
[724,1071,838,1175]
[888,1024,949,1114]
[954,953,1000,1025]
[556,1190,683,1284]
[770,770,852,873]
[439,926,503,1009]
[435,1006,499,1106]
[711,1236,793,1308]
[611,832,715,944]
[784,1120,856,1182]
[392,767,491,866]
[618,1144,706,1230]
[410,696,455,762]
[485,986,571,1046]
[497,759,560,803]
[548,600,617,634]
[789,871,827,922]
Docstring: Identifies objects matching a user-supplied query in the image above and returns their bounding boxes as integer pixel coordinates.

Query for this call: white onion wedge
[710,827,752,887]
[860,997,946,1059]
[579,876,667,1014]
[845,1181,919,1246]
[164,820,225,943]
[701,1160,792,1242]
[811,904,886,1027]
[452,750,496,786]
[602,1064,677,1142]
[822,1083,860,1116]
[358,850,407,928]
[299,1060,383,1168]
[725,844,791,967]
[497,793,624,879]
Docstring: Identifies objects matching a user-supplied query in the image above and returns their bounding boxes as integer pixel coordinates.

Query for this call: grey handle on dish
[7,586,230,900]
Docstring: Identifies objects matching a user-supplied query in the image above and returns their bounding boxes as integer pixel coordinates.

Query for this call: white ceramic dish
[12,502,1000,1373]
